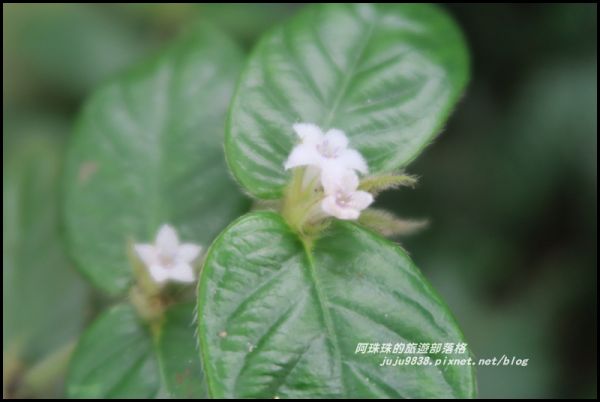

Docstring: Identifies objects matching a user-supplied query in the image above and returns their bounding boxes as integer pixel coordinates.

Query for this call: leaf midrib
[321,6,379,129]
[151,326,169,398]
[300,238,346,397]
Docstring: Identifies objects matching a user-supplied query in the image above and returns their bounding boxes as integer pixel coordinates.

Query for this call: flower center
[335,191,352,207]
[317,140,340,159]
[158,252,176,269]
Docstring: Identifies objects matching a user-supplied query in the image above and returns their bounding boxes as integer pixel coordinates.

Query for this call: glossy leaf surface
[226,4,469,198]
[197,212,476,398]
[67,303,206,398]
[64,25,249,294]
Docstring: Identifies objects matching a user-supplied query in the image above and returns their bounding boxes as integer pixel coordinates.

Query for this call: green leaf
[3,135,88,368]
[63,24,249,295]
[67,303,206,398]
[225,3,469,198]
[197,4,300,46]
[197,211,476,398]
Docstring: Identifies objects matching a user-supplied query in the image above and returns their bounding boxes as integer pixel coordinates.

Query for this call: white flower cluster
[284,123,373,220]
[134,224,202,285]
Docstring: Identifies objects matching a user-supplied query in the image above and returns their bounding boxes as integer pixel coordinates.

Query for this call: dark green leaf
[67,303,206,398]
[3,135,88,366]
[197,212,476,398]
[63,25,249,295]
[226,3,469,198]
[4,4,154,96]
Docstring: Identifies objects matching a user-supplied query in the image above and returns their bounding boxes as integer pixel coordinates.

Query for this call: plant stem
[7,341,76,398]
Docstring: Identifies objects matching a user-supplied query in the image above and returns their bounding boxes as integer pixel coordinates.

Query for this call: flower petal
[320,195,360,220]
[168,263,196,283]
[349,190,374,211]
[177,244,202,264]
[338,148,368,174]
[321,163,359,194]
[324,128,349,150]
[149,264,169,284]
[320,169,342,194]
[134,244,157,267]
[321,195,339,217]
[293,122,323,145]
[156,224,179,254]
[301,165,321,189]
[284,144,321,170]
[336,208,360,220]
[339,169,360,193]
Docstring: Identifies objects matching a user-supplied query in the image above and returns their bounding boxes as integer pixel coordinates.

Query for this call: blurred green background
[3,4,596,399]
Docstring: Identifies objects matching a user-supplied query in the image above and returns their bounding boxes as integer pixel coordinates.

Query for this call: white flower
[134,224,201,284]
[321,171,374,220]
[284,123,368,192]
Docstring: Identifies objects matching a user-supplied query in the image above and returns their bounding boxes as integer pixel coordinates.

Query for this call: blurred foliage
[377,4,597,398]
[3,4,155,103]
[2,3,597,399]
[3,130,90,398]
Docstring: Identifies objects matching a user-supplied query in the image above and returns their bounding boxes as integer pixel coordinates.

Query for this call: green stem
[14,341,76,398]
[281,168,325,235]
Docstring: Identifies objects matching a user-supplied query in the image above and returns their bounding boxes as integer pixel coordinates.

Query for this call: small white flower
[284,123,368,192]
[134,224,201,284]
[321,171,374,220]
